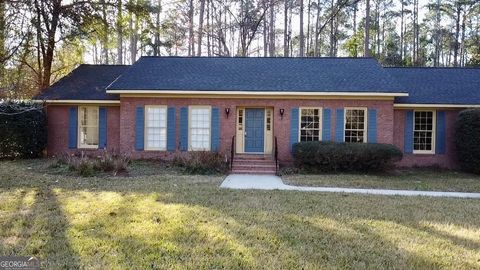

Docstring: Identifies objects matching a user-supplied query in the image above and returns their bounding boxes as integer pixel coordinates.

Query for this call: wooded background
[0,0,479,98]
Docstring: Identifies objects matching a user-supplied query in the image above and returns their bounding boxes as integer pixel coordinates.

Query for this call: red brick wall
[393,109,460,169]
[46,100,462,169]
[46,105,120,156]
[119,97,395,163]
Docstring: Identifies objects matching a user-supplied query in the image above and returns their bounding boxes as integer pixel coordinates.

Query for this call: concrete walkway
[220,174,480,199]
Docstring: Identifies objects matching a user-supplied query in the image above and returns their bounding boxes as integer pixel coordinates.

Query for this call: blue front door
[245,108,265,153]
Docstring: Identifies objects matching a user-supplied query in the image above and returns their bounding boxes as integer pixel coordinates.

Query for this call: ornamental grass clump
[56,151,130,177]
[173,151,228,174]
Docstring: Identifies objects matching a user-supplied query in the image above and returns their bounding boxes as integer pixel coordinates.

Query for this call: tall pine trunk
[364,0,370,57]
[188,0,195,56]
[284,0,289,56]
[299,0,305,56]
[117,0,124,63]
[197,0,206,56]
[100,0,109,64]
[0,0,5,80]
[453,4,461,66]
[269,0,275,56]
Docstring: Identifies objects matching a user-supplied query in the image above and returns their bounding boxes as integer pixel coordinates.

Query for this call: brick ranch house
[35,57,480,173]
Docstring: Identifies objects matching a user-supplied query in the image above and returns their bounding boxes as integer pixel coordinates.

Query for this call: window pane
[413,111,434,151]
[190,108,211,150]
[299,108,321,142]
[146,107,167,149]
[79,107,99,147]
[344,109,366,143]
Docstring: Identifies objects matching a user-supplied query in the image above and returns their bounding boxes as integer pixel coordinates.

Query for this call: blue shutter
[404,110,414,154]
[98,107,107,149]
[68,107,78,149]
[335,108,344,142]
[367,109,377,143]
[322,108,331,141]
[135,107,144,151]
[211,107,220,151]
[167,107,176,151]
[179,107,188,151]
[290,108,299,152]
[436,111,446,154]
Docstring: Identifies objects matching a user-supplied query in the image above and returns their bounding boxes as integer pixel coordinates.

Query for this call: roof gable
[36,65,129,101]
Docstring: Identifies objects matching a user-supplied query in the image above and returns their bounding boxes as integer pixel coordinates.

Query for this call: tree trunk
[197,0,206,56]
[0,0,5,79]
[375,0,380,56]
[100,0,109,64]
[364,0,370,57]
[263,3,268,57]
[459,9,466,66]
[400,0,404,62]
[188,0,195,56]
[453,4,461,67]
[269,0,275,56]
[152,0,162,56]
[314,3,321,56]
[306,0,312,55]
[206,0,211,56]
[353,2,357,34]
[284,0,289,56]
[39,0,61,90]
[329,0,334,56]
[117,0,124,63]
[433,0,440,66]
[299,0,305,56]
[129,13,137,63]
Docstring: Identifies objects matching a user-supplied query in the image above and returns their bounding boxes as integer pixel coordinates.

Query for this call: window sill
[144,149,168,152]
[412,151,436,155]
[77,147,99,150]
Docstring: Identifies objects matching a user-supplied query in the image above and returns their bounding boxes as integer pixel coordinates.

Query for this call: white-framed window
[145,106,167,150]
[189,106,211,151]
[413,110,436,154]
[344,108,367,143]
[78,106,99,149]
[299,107,322,142]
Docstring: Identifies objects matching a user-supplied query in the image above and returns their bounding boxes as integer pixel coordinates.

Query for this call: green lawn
[283,169,480,192]
[1,160,480,269]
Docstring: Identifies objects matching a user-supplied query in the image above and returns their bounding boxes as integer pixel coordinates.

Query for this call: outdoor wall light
[279,108,285,119]
[225,108,230,118]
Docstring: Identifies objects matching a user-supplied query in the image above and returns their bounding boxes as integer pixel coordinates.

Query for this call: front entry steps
[231,154,277,175]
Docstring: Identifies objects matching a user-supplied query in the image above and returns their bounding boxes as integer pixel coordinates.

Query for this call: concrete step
[232,159,275,165]
[234,154,273,160]
[231,169,277,175]
[232,164,276,171]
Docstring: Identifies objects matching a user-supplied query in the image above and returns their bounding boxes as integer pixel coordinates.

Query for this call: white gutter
[106,89,409,97]
[40,100,120,104]
[394,103,480,108]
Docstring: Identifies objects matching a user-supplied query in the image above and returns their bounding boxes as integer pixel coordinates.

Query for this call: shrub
[56,151,131,177]
[455,109,480,174]
[173,151,228,174]
[292,141,403,173]
[0,101,47,159]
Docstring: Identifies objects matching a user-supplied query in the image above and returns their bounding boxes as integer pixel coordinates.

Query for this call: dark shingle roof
[36,65,129,100]
[107,57,405,93]
[386,67,480,105]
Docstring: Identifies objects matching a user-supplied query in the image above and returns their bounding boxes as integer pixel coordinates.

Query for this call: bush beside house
[0,102,47,159]
[292,141,403,173]
[455,109,480,174]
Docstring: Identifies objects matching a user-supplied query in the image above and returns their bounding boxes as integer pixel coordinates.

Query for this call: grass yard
[1,160,480,269]
[283,169,480,192]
